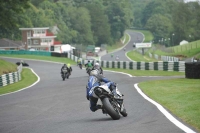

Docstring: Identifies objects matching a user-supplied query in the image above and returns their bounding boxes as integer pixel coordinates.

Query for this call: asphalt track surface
[0,31,197,133]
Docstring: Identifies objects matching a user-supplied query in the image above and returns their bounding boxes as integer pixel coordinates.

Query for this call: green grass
[127,50,159,62]
[173,40,200,53]
[103,68,184,76]
[0,59,18,75]
[0,68,38,95]
[124,33,130,44]
[106,31,131,53]
[0,55,76,65]
[139,78,200,132]
[107,37,128,53]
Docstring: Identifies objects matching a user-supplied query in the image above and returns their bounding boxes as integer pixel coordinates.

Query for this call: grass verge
[0,59,18,75]
[127,50,159,62]
[107,32,129,53]
[139,78,200,132]
[129,29,154,42]
[0,68,38,95]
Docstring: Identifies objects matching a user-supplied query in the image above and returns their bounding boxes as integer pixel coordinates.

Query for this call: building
[19,27,61,51]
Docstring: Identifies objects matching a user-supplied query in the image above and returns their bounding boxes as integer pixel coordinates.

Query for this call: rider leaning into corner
[86,69,118,112]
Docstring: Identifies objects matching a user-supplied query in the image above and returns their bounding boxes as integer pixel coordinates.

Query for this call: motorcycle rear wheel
[102,98,120,120]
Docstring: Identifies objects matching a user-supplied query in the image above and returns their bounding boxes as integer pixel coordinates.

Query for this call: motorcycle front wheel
[102,98,120,120]
[62,75,65,81]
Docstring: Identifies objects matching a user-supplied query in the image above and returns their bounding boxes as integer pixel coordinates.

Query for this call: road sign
[135,43,152,48]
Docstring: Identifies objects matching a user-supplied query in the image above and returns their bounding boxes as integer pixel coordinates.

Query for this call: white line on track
[110,70,196,133]
[134,84,196,133]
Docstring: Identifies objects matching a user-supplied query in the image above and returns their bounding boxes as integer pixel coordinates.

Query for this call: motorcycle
[91,82,127,120]
[78,63,82,69]
[86,67,92,75]
[61,69,70,80]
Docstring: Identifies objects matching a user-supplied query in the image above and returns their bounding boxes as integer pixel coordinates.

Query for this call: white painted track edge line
[134,83,196,133]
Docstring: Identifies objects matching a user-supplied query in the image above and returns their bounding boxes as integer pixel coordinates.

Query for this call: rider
[86,69,117,112]
[111,53,114,58]
[67,63,72,75]
[77,58,82,65]
[61,64,68,75]
[92,62,103,75]
[77,58,82,68]
[85,60,93,74]
[116,55,119,61]
[123,47,126,51]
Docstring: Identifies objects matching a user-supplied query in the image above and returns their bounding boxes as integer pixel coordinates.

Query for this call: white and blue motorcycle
[91,82,127,120]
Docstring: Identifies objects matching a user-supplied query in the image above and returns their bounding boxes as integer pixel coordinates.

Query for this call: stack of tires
[185,62,200,79]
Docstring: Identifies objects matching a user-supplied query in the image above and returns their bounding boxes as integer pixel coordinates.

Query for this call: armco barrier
[67,53,185,72]
[0,64,22,87]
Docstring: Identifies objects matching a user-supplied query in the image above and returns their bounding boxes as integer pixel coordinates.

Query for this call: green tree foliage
[85,3,111,46]
[0,0,30,29]
[145,14,173,43]
[67,6,94,45]
[172,2,193,44]
[0,0,30,39]
[104,0,132,42]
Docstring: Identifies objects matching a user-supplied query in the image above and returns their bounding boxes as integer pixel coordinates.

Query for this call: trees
[85,3,111,46]
[0,0,30,29]
[105,0,133,42]
[145,14,173,43]
[0,0,30,39]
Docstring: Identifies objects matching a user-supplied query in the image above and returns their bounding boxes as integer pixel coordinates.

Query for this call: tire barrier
[51,52,68,57]
[185,62,200,79]
[0,64,22,87]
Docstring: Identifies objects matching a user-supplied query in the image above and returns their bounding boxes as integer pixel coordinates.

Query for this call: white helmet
[90,69,98,76]
[95,62,99,66]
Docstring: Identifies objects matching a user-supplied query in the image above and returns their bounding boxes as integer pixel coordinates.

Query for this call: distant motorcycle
[86,67,92,75]
[78,63,82,69]
[61,69,70,81]
[92,82,127,120]
[16,61,29,66]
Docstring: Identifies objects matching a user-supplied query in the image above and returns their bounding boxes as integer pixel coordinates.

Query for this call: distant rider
[77,58,82,68]
[67,63,72,75]
[61,64,68,75]
[86,69,117,112]
[85,60,93,74]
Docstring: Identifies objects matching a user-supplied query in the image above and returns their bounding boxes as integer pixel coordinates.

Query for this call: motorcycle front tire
[62,76,65,81]
[102,98,120,120]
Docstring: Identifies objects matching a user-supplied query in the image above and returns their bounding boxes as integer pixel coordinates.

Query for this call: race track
[0,30,196,133]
